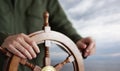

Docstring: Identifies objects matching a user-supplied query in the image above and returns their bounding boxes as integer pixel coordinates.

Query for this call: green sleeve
[0,32,9,46]
[47,0,82,43]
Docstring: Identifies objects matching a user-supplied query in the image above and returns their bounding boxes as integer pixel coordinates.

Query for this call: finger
[90,48,95,55]
[14,42,33,60]
[6,44,26,59]
[76,41,87,50]
[85,48,95,57]
[22,34,40,53]
[86,42,95,53]
[32,41,40,53]
[84,43,95,57]
[89,44,96,55]
[84,37,93,43]
[17,38,37,58]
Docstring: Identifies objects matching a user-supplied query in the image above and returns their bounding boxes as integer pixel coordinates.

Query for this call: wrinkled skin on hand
[1,33,40,60]
[76,37,96,58]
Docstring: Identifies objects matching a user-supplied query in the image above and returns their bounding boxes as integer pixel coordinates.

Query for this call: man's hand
[76,37,96,59]
[1,33,40,59]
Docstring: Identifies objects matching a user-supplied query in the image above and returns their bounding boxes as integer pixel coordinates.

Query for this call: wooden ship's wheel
[0,12,84,71]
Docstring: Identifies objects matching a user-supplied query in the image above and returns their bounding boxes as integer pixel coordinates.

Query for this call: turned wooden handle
[0,47,12,57]
[44,11,49,26]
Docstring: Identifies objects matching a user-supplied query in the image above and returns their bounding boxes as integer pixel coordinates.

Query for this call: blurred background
[57,0,120,71]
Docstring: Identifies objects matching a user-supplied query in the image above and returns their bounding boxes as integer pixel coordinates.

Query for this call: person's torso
[0,0,47,35]
[0,0,48,71]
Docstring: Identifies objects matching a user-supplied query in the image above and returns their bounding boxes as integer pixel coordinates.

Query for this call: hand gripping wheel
[0,12,84,71]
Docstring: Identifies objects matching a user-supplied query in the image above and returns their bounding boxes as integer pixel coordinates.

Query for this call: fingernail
[83,45,87,48]
[33,54,37,58]
[28,55,33,60]
[29,57,32,60]
[86,49,89,53]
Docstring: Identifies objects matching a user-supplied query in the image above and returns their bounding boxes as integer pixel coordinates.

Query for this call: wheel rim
[7,30,84,71]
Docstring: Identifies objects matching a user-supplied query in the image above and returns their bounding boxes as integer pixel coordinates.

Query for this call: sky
[57,0,120,71]
[59,0,120,43]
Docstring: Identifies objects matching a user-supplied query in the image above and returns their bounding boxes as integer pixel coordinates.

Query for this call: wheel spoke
[20,59,41,71]
[54,55,74,71]
[44,40,51,66]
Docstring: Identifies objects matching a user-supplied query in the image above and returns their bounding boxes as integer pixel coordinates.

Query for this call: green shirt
[0,0,82,71]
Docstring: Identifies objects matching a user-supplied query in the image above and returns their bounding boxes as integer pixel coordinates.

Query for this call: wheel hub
[41,66,56,71]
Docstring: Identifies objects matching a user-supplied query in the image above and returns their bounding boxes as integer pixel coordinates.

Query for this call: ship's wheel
[0,12,84,71]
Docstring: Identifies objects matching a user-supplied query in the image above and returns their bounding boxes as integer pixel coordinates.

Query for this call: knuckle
[25,46,32,51]
[11,40,16,45]
[16,37,21,41]
[31,41,34,44]
[22,49,27,53]
[22,49,28,55]
[8,44,13,48]
[29,40,34,44]
[87,37,92,40]
[16,35,23,41]
[17,33,24,38]
[19,33,24,36]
